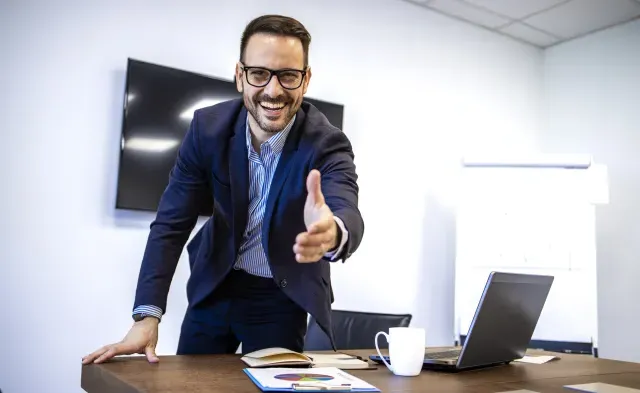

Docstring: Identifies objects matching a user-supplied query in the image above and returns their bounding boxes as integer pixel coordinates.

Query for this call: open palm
[294,170,337,263]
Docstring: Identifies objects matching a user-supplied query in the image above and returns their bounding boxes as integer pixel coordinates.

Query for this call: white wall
[540,19,640,363]
[0,1,543,392]
[454,163,600,346]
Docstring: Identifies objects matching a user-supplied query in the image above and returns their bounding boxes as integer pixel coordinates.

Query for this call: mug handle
[374,331,393,372]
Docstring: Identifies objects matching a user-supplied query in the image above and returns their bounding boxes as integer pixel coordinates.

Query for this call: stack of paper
[514,355,558,364]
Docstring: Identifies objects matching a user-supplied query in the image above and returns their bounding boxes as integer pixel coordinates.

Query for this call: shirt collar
[245,114,296,156]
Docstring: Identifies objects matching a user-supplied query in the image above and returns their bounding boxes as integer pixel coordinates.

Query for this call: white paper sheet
[565,383,640,393]
[513,355,558,364]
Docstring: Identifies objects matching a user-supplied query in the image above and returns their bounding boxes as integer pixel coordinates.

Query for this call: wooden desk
[81,349,640,393]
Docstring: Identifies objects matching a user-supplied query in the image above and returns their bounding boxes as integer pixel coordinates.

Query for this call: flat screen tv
[115,58,345,215]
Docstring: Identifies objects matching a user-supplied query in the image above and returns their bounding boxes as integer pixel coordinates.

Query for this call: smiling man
[82,14,364,364]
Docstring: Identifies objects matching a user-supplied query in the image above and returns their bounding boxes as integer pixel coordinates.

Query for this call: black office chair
[304,310,413,351]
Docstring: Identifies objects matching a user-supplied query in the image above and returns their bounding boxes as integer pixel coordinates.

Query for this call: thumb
[145,345,159,363]
[306,169,324,206]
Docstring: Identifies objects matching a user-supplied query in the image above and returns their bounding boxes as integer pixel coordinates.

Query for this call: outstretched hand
[293,169,338,263]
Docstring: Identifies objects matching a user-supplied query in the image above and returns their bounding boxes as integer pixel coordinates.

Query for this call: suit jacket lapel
[229,108,249,254]
[261,110,306,257]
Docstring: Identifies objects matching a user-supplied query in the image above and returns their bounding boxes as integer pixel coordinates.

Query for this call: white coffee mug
[375,327,425,376]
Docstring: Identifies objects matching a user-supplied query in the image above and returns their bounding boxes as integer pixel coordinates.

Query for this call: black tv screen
[116,58,345,215]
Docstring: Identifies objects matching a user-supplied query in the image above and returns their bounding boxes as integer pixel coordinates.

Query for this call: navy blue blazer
[133,98,364,349]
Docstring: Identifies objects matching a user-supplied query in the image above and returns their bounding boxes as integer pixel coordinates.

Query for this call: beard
[243,92,299,134]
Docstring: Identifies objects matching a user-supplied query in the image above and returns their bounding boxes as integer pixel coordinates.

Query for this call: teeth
[260,101,285,109]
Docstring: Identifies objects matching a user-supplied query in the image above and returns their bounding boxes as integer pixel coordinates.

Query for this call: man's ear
[235,62,244,93]
[302,66,312,95]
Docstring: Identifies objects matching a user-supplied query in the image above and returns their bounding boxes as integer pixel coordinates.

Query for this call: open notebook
[241,347,372,370]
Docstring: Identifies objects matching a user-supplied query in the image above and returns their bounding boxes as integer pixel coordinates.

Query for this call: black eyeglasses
[240,64,307,90]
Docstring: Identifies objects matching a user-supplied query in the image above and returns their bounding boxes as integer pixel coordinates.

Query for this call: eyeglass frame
[239,63,308,90]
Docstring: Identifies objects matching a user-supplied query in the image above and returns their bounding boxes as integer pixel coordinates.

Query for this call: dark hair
[240,14,311,67]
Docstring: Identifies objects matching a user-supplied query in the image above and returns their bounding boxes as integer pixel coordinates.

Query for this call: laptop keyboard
[424,349,461,359]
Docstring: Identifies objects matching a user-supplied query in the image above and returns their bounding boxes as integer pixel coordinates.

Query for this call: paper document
[244,367,380,392]
[305,353,371,369]
[496,390,542,393]
[564,383,640,393]
[513,355,558,364]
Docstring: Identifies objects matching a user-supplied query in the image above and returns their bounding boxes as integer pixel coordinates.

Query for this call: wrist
[136,316,160,326]
[330,220,340,250]
[133,313,161,323]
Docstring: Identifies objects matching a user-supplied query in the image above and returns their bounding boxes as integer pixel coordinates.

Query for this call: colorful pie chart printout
[274,373,335,382]
[245,367,380,391]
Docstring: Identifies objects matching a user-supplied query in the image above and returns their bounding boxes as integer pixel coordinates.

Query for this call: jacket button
[280,279,288,288]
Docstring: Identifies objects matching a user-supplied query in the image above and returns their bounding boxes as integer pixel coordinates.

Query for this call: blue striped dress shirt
[233,114,294,277]
[133,115,348,321]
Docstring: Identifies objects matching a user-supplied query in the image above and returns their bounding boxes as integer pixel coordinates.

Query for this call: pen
[292,383,352,391]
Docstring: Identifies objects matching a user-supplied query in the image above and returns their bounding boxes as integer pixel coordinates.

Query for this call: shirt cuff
[132,305,163,321]
[324,216,349,262]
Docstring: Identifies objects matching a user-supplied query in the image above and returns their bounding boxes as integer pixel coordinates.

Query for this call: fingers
[296,230,333,247]
[294,243,327,260]
[82,342,135,364]
[82,345,110,365]
[82,344,119,364]
[93,345,120,364]
[294,230,335,263]
[295,248,325,263]
[295,214,338,263]
[145,345,159,363]
[306,169,324,206]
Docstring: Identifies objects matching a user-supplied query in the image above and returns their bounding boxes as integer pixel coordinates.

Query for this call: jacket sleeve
[313,129,364,262]
[132,111,211,316]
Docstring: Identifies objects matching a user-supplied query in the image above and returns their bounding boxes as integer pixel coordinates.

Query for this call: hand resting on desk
[82,317,159,364]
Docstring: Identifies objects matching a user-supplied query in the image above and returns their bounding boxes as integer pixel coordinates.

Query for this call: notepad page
[305,353,370,369]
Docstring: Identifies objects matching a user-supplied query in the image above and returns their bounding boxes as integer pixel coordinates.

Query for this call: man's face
[236,33,311,134]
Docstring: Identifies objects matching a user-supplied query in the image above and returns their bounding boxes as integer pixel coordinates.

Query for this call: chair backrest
[304,310,412,351]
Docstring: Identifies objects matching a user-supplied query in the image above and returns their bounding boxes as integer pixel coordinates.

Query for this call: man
[82,14,363,364]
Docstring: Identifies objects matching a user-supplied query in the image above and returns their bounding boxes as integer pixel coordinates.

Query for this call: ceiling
[403,0,640,48]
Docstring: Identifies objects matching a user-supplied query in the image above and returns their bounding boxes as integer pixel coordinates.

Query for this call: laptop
[370,271,554,371]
